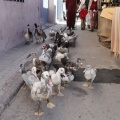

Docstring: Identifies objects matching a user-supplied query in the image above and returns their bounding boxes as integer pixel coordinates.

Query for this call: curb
[0,72,24,115]
[0,25,67,115]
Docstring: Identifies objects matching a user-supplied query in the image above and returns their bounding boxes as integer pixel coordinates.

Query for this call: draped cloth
[97,11,112,48]
[97,8,115,48]
[111,7,120,58]
[100,8,115,20]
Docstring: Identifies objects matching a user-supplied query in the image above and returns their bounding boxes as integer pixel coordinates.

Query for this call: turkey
[39,25,47,42]
[44,43,57,57]
[54,51,69,63]
[27,52,45,75]
[57,46,69,54]
[61,70,74,87]
[83,65,97,89]
[39,46,53,70]
[31,71,55,116]
[49,28,56,40]
[34,23,41,44]
[24,24,33,44]
[62,32,78,47]
[50,67,66,96]
[20,64,40,90]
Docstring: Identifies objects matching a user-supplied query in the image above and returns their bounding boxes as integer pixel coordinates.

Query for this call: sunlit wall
[0,0,40,53]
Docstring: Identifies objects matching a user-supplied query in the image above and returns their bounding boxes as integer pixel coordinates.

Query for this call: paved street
[1,82,120,120]
[0,24,120,120]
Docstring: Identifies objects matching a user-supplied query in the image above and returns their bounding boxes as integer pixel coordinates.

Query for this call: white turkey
[54,51,69,63]
[61,70,74,88]
[83,65,97,88]
[31,71,55,116]
[63,32,78,47]
[49,28,56,40]
[20,64,40,90]
[39,47,53,70]
[57,46,69,54]
[49,67,66,96]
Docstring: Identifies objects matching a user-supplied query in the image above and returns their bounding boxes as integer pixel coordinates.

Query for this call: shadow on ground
[73,68,120,83]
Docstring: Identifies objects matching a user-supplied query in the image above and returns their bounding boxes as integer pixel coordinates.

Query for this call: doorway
[40,0,49,24]
[55,0,80,25]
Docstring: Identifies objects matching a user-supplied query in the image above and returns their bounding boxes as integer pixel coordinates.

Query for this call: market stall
[97,0,120,50]
[110,7,120,58]
[97,7,114,48]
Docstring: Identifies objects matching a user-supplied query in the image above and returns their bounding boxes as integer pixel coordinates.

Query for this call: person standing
[63,0,67,20]
[88,0,98,31]
[78,0,90,30]
[66,0,80,30]
[79,4,88,30]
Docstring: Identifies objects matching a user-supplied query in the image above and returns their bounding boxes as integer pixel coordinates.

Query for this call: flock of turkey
[20,24,97,116]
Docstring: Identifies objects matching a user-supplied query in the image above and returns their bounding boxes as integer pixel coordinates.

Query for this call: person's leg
[81,19,84,30]
[69,26,72,30]
[72,25,75,30]
[67,9,74,30]
[83,20,85,30]
[81,19,85,30]
[93,11,98,29]
[67,25,71,30]
[66,9,70,30]
[71,9,76,30]
[89,10,94,31]
[86,13,90,29]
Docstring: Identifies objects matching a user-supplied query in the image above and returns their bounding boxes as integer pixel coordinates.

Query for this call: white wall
[0,0,40,53]
[48,0,56,23]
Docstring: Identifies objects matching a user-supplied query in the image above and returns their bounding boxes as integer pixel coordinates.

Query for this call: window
[5,0,24,2]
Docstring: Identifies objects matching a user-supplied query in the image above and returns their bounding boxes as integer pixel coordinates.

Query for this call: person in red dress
[79,4,88,30]
[88,0,98,31]
[66,0,80,30]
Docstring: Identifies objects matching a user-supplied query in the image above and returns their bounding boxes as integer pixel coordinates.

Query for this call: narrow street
[0,25,120,120]
[1,82,120,120]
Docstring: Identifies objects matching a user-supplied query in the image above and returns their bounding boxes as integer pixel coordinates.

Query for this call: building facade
[0,0,64,53]
[0,0,41,53]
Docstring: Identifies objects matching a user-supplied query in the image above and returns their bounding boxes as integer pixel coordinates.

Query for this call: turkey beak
[66,56,69,60]
[49,75,51,79]
[73,67,77,71]
[48,77,53,87]
[83,69,86,73]
[19,69,22,73]
[61,74,65,78]
[80,62,83,66]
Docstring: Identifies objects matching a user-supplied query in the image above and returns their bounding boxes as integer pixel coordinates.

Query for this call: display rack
[100,0,120,9]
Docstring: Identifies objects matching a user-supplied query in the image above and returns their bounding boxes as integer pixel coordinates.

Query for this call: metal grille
[4,0,24,2]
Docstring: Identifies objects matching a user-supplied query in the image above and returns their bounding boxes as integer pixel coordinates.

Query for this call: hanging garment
[66,0,80,27]
[100,7,115,20]
[111,7,120,58]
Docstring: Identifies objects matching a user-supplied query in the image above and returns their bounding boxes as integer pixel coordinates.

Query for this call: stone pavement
[1,82,120,120]
[0,24,66,115]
